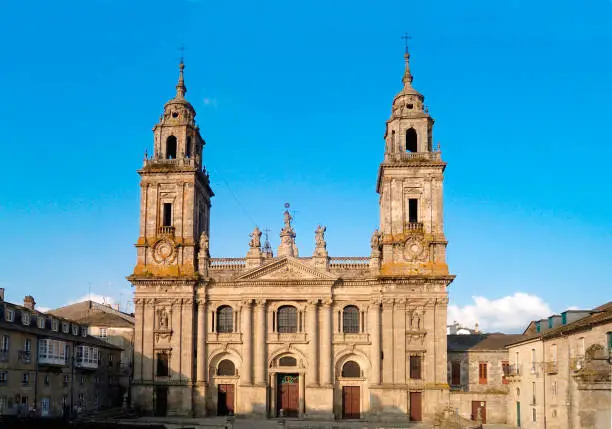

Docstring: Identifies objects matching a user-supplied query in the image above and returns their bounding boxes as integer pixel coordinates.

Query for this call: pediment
[235,257,338,282]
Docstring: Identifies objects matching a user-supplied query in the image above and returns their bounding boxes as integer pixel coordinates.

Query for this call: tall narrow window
[166,136,177,159]
[478,362,488,384]
[408,199,418,223]
[216,306,233,333]
[551,344,557,362]
[156,352,169,376]
[406,128,417,152]
[186,136,192,158]
[607,332,612,354]
[277,306,298,333]
[342,306,359,333]
[163,203,172,227]
[502,361,510,384]
[451,361,461,386]
[531,382,536,405]
[410,355,422,379]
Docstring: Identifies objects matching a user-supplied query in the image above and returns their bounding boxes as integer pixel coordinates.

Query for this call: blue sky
[0,0,610,331]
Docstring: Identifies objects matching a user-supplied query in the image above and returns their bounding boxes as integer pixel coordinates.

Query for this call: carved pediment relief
[235,256,338,282]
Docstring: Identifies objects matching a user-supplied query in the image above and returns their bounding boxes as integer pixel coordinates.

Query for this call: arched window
[277,306,297,333]
[342,305,360,333]
[166,136,177,159]
[391,130,396,152]
[406,128,417,153]
[217,359,236,376]
[342,361,361,378]
[216,306,233,333]
[279,356,297,367]
[186,136,192,158]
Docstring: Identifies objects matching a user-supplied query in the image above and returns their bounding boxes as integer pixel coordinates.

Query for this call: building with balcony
[505,301,612,429]
[48,300,134,398]
[0,289,123,417]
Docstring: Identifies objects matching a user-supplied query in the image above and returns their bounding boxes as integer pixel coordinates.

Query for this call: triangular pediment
[235,257,338,282]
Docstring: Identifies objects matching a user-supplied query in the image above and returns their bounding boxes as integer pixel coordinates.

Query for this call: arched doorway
[341,361,361,419]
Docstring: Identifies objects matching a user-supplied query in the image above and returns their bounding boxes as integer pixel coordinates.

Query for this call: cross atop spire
[401,33,411,55]
[400,33,414,89]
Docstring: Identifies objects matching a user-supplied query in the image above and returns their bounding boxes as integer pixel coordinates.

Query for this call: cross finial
[178,45,186,65]
[401,33,412,55]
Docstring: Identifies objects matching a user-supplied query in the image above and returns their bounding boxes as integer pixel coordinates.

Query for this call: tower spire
[402,49,414,89]
[176,59,187,99]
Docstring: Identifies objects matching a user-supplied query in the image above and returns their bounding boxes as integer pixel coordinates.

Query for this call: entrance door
[516,401,521,427]
[471,401,487,423]
[409,392,422,421]
[277,374,299,417]
[155,386,167,417]
[41,398,50,417]
[217,384,235,416]
[342,386,360,419]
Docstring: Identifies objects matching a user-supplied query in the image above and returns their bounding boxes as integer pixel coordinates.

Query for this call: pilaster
[241,299,253,385]
[319,299,332,386]
[253,299,267,385]
[307,299,319,386]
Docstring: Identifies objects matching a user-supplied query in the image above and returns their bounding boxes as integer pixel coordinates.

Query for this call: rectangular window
[157,352,169,376]
[551,344,557,362]
[6,309,14,322]
[531,348,536,372]
[38,317,45,329]
[63,375,69,385]
[409,355,422,380]
[24,339,31,353]
[72,325,79,335]
[22,312,30,325]
[451,361,461,386]
[44,375,49,385]
[408,199,418,223]
[82,327,87,337]
[607,332,612,354]
[0,371,7,384]
[52,319,59,331]
[552,380,557,396]
[22,372,29,385]
[62,323,69,333]
[533,408,536,422]
[478,362,488,384]
[532,382,536,405]
[98,328,108,339]
[502,361,510,384]
[1,335,9,352]
[163,203,172,227]
[80,376,85,385]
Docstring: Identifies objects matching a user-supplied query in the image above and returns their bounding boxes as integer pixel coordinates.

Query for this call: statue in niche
[370,229,383,251]
[411,311,421,330]
[199,231,210,255]
[249,226,262,248]
[158,309,169,330]
[315,225,326,249]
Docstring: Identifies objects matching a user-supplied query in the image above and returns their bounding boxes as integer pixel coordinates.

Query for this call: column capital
[240,298,253,308]
[307,299,320,307]
[321,298,333,307]
[394,298,407,309]
[197,298,206,308]
[382,298,395,307]
[368,298,382,309]
[255,298,267,308]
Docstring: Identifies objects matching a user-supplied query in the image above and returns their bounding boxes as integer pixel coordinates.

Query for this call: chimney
[0,288,4,302]
[23,295,36,310]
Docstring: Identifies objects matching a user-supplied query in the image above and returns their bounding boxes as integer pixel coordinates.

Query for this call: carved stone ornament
[152,238,177,264]
[403,237,428,261]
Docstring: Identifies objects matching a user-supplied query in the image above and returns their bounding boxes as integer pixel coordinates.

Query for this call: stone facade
[506,304,612,429]
[0,291,123,417]
[129,52,454,422]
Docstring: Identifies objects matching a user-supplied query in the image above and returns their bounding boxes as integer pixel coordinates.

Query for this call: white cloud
[68,293,115,306]
[36,306,50,313]
[448,292,552,333]
[202,97,218,108]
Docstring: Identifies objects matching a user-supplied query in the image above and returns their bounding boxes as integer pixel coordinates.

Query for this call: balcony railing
[544,361,558,374]
[405,222,424,233]
[329,257,370,269]
[158,226,175,236]
[18,350,31,363]
[143,158,197,168]
[209,258,246,270]
[507,364,521,377]
[385,151,442,163]
[38,354,66,366]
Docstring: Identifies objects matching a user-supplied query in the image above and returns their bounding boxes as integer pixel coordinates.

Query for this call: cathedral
[129,49,454,422]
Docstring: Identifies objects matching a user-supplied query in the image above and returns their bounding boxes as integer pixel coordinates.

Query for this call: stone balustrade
[385,151,441,162]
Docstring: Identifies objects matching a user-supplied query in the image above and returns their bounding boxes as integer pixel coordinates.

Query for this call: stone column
[241,299,252,385]
[197,300,207,382]
[368,299,381,385]
[320,299,333,386]
[393,298,406,383]
[381,298,394,384]
[133,298,145,382]
[307,300,319,386]
[254,299,267,385]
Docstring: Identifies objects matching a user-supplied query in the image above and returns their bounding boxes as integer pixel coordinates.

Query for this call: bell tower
[376,48,449,276]
[132,60,213,277]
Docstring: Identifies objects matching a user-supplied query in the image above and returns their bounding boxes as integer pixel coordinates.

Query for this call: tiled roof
[447,333,525,352]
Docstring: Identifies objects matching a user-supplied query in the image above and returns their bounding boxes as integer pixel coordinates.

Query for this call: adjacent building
[129,50,454,421]
[506,302,612,429]
[48,300,135,399]
[0,289,123,417]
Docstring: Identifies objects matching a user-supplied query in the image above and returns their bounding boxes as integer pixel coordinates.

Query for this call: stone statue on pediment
[249,226,262,248]
[315,225,326,249]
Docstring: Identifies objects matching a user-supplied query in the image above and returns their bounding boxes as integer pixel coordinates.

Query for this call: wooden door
[277,374,299,417]
[217,384,234,416]
[342,386,360,419]
[155,386,167,417]
[409,392,422,421]
[471,401,487,423]
[516,401,521,427]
